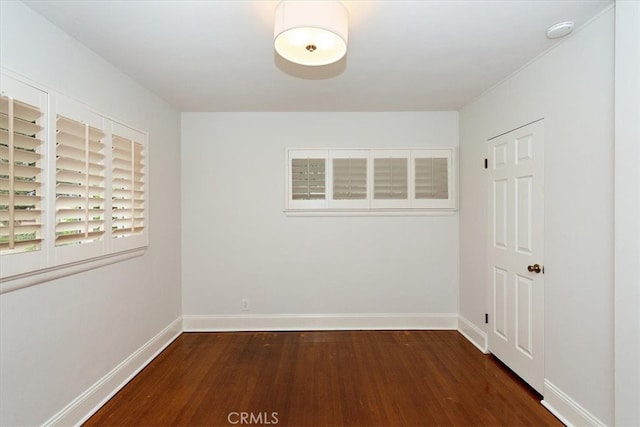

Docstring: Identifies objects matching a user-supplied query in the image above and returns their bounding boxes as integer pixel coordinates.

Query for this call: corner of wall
[542,380,607,427]
[457,315,488,354]
[43,318,183,427]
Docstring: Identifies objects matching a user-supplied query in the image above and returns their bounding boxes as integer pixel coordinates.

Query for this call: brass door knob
[527,264,542,274]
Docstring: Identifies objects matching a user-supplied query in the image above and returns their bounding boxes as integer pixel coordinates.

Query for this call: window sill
[284,209,457,217]
[0,247,146,295]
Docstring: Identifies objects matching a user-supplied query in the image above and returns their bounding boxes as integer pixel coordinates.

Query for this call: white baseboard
[457,315,489,353]
[182,313,458,332]
[44,317,183,427]
[541,379,607,427]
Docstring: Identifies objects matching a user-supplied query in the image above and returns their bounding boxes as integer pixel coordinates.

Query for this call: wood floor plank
[84,331,562,426]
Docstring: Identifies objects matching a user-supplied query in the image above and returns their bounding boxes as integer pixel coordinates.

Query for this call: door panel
[493,267,508,340]
[516,274,533,356]
[494,180,508,249]
[516,176,533,254]
[488,120,544,394]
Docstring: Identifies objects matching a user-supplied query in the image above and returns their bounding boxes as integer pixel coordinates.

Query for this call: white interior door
[487,120,544,394]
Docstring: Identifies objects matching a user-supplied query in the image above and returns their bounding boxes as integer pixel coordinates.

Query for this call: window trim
[1,71,149,291]
[285,147,457,215]
[0,247,145,294]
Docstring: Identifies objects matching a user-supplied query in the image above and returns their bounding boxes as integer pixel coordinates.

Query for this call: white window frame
[285,147,456,215]
[0,72,149,292]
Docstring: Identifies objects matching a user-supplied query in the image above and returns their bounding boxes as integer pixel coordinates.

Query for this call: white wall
[614,1,640,425]
[459,8,614,426]
[0,1,182,425]
[181,112,459,321]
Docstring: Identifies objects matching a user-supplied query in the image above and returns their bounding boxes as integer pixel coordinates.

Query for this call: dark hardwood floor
[85,331,561,426]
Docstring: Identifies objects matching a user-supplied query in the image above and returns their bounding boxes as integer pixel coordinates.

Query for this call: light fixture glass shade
[274,0,348,67]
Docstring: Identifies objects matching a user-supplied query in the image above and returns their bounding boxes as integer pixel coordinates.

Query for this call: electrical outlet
[241,298,249,312]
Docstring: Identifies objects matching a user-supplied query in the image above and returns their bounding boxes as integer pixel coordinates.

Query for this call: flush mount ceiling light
[546,21,574,39]
[274,0,349,66]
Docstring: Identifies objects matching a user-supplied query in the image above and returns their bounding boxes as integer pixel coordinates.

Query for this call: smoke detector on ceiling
[546,21,574,39]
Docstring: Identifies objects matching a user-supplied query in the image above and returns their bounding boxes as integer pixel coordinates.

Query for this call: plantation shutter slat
[56,220,104,233]
[56,183,95,197]
[56,116,85,135]
[0,237,43,251]
[56,141,104,163]
[0,163,41,179]
[111,134,145,239]
[55,115,106,246]
[55,157,85,173]
[0,114,41,136]
[57,208,104,220]
[112,158,132,170]
[0,144,41,164]
[57,130,85,148]
[12,223,44,234]
[0,96,43,254]
[0,177,41,192]
[55,231,104,246]
[0,98,41,122]
[55,116,103,137]
[0,208,41,221]
[56,169,100,185]
[0,194,40,205]
[0,129,43,151]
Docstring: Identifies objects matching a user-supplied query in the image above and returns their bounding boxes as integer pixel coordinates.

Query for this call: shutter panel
[0,96,43,254]
[415,157,448,199]
[55,115,106,246]
[412,149,455,209]
[374,158,408,200]
[333,158,367,200]
[287,150,327,210]
[112,135,145,238]
[291,158,326,200]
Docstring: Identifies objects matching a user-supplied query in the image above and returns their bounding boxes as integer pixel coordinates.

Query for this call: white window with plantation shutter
[0,76,47,278]
[285,147,456,215]
[287,149,328,210]
[111,122,148,252]
[1,72,149,289]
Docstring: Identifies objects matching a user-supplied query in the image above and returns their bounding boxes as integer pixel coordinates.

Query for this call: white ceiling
[23,0,612,112]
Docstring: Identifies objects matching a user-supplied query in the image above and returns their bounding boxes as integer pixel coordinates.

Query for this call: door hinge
[485,313,489,324]
[484,158,488,169]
